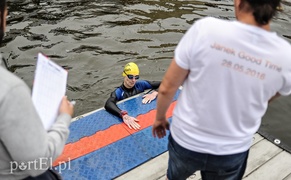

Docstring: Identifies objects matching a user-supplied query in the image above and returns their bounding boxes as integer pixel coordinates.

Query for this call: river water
[1,0,291,151]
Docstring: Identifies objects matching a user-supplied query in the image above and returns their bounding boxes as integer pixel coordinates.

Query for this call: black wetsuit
[104,80,160,118]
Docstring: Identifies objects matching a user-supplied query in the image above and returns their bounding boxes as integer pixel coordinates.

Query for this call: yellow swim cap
[122,62,139,76]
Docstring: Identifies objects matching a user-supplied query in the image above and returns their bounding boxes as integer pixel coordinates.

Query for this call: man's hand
[59,96,74,117]
[142,91,158,104]
[122,115,140,130]
[152,117,169,138]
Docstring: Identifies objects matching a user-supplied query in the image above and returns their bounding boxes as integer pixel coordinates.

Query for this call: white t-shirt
[171,17,291,155]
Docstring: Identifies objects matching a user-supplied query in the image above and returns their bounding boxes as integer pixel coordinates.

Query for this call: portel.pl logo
[10,157,71,174]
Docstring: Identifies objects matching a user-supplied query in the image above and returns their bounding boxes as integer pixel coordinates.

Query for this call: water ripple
[2,1,291,149]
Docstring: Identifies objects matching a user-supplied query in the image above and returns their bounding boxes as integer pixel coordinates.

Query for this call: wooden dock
[115,133,291,180]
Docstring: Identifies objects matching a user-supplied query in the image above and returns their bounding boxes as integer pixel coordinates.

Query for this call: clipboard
[32,53,68,130]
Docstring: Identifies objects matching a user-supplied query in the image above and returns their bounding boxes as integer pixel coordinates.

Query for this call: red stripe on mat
[53,101,176,166]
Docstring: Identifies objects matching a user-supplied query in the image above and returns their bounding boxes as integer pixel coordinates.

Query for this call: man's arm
[0,83,72,177]
[104,91,140,130]
[146,81,161,89]
[104,91,123,118]
[268,92,281,103]
[152,59,189,138]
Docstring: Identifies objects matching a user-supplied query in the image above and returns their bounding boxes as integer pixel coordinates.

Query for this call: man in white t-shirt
[152,0,291,179]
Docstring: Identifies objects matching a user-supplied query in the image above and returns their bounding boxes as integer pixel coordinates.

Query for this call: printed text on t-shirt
[211,42,282,80]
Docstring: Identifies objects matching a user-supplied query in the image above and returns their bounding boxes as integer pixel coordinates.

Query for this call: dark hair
[0,0,6,30]
[245,0,281,25]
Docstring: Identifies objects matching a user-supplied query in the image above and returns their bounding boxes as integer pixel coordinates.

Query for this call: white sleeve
[174,19,202,70]
[279,68,291,96]
[0,82,71,177]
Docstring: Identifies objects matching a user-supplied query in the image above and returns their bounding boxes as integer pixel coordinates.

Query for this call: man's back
[171,17,291,155]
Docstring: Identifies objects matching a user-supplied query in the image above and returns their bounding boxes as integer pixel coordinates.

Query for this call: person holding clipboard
[0,0,74,179]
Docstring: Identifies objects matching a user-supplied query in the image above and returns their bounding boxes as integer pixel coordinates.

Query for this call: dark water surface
[1,0,291,151]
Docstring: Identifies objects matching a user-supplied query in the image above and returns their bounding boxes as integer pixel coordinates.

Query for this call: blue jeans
[167,134,249,180]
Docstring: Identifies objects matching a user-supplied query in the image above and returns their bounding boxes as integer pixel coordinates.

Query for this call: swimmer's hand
[142,91,158,104]
[122,115,140,130]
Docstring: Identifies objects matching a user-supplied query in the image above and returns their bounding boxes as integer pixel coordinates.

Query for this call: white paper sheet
[32,53,68,130]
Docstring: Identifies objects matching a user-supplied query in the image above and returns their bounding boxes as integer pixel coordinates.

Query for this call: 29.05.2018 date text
[221,59,265,80]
